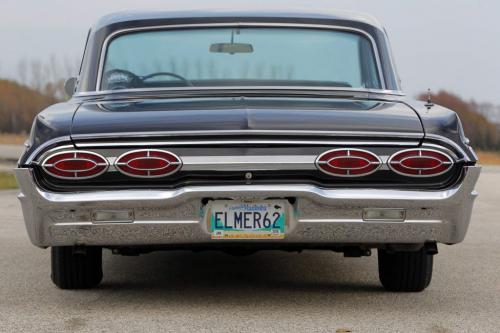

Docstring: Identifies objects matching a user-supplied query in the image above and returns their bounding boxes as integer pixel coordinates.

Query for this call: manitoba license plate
[207,200,287,239]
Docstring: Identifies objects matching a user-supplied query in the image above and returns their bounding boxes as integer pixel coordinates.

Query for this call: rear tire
[51,246,103,289]
[378,248,433,292]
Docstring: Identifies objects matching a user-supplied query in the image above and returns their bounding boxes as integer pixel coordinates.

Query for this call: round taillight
[316,149,381,177]
[388,149,454,177]
[42,151,109,179]
[115,149,182,178]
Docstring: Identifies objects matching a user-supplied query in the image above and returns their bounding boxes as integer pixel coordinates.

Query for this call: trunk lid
[71,97,423,141]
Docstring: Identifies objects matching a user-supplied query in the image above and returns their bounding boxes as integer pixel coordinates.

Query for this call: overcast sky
[1,0,499,103]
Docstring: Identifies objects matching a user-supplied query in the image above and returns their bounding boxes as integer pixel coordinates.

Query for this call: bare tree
[14,55,79,100]
[17,60,28,86]
[29,60,44,92]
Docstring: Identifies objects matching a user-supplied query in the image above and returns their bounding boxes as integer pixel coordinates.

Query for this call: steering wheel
[102,69,142,90]
[141,72,194,87]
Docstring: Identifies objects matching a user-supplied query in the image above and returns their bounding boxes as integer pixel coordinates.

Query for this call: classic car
[15,9,480,292]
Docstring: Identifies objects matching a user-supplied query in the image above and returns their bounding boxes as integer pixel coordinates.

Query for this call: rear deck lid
[70,97,423,141]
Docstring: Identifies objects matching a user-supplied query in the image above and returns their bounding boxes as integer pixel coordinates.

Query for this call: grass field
[0,172,17,189]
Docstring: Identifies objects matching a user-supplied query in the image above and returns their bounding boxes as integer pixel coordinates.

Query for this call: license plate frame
[205,200,288,240]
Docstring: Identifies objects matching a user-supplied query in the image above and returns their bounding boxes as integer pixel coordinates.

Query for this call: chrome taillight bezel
[315,148,382,177]
[114,149,182,178]
[41,150,109,180]
[388,148,454,178]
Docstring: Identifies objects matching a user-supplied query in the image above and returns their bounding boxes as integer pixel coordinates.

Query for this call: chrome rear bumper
[15,167,480,248]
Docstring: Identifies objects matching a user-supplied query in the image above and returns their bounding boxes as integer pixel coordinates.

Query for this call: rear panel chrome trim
[74,140,420,148]
[181,155,319,171]
[423,135,471,160]
[24,137,73,165]
[76,86,406,98]
[132,154,390,172]
[71,129,423,140]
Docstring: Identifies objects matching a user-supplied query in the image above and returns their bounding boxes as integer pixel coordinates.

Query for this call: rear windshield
[101,27,382,91]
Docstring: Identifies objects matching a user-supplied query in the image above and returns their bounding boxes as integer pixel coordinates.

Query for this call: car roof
[93,8,385,31]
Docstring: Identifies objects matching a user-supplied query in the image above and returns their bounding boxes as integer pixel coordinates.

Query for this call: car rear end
[15,12,481,291]
[16,122,480,250]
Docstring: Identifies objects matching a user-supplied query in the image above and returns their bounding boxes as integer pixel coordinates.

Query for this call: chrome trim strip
[181,155,317,171]
[298,219,440,224]
[76,86,406,98]
[71,129,423,140]
[118,154,390,172]
[419,143,460,160]
[92,22,398,93]
[75,140,420,148]
[36,146,392,172]
[24,137,73,165]
[424,134,470,160]
[26,134,469,169]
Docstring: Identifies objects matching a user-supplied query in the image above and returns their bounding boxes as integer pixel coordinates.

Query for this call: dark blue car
[15,9,480,291]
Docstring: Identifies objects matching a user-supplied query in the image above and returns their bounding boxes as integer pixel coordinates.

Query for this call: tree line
[418,91,500,151]
[0,79,58,134]
[0,57,76,134]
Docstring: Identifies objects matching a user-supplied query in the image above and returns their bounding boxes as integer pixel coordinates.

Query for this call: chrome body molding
[180,155,390,172]
[24,137,73,165]
[94,22,390,92]
[15,166,481,248]
[25,134,473,167]
[71,129,423,140]
[75,139,420,148]
[181,155,318,171]
[37,151,394,172]
[75,86,406,98]
[423,134,473,161]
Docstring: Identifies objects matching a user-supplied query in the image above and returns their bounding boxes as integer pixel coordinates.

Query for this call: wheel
[51,246,103,289]
[378,247,433,292]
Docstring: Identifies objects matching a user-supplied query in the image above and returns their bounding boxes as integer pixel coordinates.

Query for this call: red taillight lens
[388,149,454,177]
[42,151,109,179]
[115,149,182,178]
[316,149,381,177]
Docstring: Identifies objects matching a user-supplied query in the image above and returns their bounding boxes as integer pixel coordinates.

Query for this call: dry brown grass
[0,172,17,189]
[0,133,27,145]
[477,151,500,165]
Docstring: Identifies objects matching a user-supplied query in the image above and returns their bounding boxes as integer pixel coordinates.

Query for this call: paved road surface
[0,144,23,162]
[0,168,499,332]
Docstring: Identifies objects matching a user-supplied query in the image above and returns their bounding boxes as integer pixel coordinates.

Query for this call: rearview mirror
[64,77,77,97]
[209,43,254,54]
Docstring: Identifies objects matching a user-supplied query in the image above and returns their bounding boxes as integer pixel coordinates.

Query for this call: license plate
[206,200,287,239]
